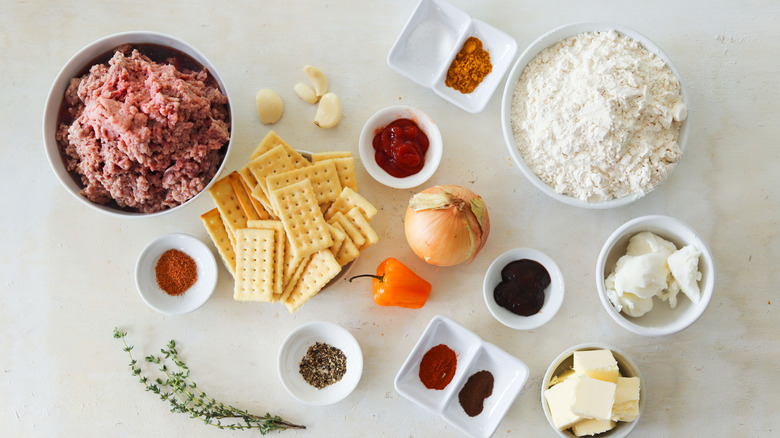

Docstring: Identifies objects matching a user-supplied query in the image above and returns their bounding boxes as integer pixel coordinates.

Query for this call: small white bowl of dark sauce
[483,248,565,330]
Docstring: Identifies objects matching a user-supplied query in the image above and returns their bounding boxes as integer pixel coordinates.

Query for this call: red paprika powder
[419,344,457,390]
[155,249,198,296]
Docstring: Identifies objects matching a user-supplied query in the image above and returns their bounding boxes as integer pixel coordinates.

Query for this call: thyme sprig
[113,328,305,434]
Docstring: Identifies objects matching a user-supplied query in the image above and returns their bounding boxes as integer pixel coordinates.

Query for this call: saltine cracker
[269,179,333,258]
[234,228,276,302]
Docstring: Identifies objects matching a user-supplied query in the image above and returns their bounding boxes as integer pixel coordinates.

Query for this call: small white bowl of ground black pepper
[277,321,363,406]
[135,233,218,315]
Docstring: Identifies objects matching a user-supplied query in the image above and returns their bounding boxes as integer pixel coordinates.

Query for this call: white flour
[510,31,687,202]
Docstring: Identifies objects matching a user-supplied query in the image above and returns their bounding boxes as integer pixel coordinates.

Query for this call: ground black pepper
[299,342,347,389]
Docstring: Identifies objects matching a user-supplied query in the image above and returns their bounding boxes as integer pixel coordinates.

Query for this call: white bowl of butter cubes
[542,343,645,438]
[596,215,715,337]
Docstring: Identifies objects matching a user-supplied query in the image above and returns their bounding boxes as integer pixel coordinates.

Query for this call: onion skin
[404,185,490,266]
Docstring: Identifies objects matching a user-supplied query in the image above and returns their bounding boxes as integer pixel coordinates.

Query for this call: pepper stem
[348,274,384,283]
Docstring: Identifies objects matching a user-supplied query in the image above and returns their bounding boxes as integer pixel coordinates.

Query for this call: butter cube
[573,349,620,383]
[549,368,576,386]
[572,418,616,436]
[571,374,617,421]
[612,376,640,422]
[544,377,583,430]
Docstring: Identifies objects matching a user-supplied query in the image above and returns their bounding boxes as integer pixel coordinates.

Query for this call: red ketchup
[372,118,429,178]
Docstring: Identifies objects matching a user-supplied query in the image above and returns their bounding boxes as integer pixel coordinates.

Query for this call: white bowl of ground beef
[43,31,233,217]
[501,23,689,209]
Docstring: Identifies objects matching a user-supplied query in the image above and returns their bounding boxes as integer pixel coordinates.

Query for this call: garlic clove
[294,82,318,104]
[313,92,341,129]
[255,88,284,124]
[303,65,328,98]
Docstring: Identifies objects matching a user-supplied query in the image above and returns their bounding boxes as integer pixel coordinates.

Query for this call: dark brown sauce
[493,259,551,316]
[55,44,230,213]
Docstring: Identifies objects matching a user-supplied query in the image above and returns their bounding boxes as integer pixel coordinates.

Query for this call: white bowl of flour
[501,23,689,208]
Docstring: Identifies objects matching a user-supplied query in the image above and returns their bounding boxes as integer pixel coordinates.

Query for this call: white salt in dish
[388,0,517,113]
[387,0,467,88]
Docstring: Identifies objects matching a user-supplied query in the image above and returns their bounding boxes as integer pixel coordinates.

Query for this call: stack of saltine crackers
[200,131,378,313]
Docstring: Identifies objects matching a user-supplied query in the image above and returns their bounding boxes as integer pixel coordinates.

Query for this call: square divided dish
[394,315,529,438]
[387,0,518,113]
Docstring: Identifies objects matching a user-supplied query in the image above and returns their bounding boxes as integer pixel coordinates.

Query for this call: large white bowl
[541,343,645,438]
[358,105,442,189]
[277,321,363,406]
[483,247,565,330]
[42,31,233,218]
[595,215,715,336]
[500,22,689,209]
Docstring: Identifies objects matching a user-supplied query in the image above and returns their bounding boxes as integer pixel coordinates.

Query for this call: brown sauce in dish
[493,259,551,316]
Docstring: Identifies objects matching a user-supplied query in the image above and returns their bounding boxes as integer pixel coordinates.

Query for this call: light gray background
[2,0,777,436]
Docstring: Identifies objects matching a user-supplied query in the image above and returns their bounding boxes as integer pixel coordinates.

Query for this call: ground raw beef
[56,46,230,213]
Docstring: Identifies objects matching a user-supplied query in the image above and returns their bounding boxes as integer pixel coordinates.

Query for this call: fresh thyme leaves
[113,328,305,434]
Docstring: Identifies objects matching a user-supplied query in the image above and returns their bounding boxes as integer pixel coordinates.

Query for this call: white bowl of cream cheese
[595,215,715,336]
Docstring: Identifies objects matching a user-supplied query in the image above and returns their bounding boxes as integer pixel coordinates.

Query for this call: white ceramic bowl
[42,31,233,218]
[500,22,689,209]
[596,215,715,336]
[387,0,517,113]
[358,105,442,189]
[277,321,363,406]
[483,248,565,330]
[394,315,529,438]
[135,233,218,315]
[542,343,645,438]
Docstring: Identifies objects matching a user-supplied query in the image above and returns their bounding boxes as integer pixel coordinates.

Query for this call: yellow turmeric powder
[445,37,492,94]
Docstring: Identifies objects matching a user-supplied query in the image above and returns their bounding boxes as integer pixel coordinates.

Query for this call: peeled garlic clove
[313,92,341,129]
[303,65,328,98]
[255,88,284,124]
[294,82,318,104]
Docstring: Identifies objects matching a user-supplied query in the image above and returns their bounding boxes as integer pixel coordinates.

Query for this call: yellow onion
[404,185,490,266]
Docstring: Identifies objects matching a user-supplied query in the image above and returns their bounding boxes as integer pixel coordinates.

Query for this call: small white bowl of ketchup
[359,105,443,189]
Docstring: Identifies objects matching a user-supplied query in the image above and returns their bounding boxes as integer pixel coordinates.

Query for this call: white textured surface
[1,1,778,437]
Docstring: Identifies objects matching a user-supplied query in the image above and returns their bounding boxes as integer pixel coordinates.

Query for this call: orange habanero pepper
[349,258,432,308]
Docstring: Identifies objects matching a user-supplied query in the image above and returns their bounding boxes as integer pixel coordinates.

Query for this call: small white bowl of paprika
[135,233,218,315]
